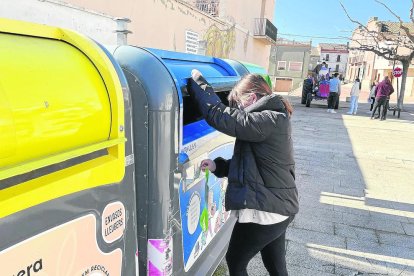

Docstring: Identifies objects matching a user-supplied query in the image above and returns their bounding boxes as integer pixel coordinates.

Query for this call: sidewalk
[214,96,414,276]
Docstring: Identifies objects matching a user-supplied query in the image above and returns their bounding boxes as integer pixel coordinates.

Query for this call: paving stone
[297,208,343,224]
[286,228,346,249]
[333,205,370,217]
[286,240,336,274]
[292,217,335,235]
[338,212,406,234]
[246,254,268,276]
[334,223,379,244]
[339,213,375,229]
[368,210,410,224]
[372,220,406,234]
[333,186,366,198]
[399,267,414,276]
[385,263,413,276]
[377,231,414,249]
[332,251,388,275]
[402,222,414,236]
[346,239,414,266]
[288,264,335,276]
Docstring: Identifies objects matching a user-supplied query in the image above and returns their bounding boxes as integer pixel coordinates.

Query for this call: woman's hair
[281,97,293,118]
[228,74,293,117]
[228,74,272,108]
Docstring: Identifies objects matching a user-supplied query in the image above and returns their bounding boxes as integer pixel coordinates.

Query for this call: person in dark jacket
[188,70,299,276]
[313,62,327,76]
[371,76,394,120]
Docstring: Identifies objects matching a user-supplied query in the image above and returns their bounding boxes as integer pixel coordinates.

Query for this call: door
[275,78,293,92]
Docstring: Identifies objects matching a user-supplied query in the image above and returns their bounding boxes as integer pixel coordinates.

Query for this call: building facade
[308,46,321,73]
[346,17,414,100]
[318,43,349,75]
[49,0,277,69]
[0,0,119,44]
[269,38,311,92]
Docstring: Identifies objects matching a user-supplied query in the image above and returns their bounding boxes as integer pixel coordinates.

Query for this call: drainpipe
[114,17,131,45]
[260,0,266,18]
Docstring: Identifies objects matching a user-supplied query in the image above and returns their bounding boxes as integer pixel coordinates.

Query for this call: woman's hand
[201,159,216,172]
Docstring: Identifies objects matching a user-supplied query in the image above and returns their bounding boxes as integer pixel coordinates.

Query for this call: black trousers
[371,97,387,119]
[327,92,338,109]
[370,97,375,111]
[226,216,294,276]
[383,99,390,119]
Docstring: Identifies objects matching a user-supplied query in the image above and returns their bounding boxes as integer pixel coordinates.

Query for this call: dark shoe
[374,116,380,119]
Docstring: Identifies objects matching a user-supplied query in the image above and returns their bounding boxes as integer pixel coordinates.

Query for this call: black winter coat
[188,75,299,216]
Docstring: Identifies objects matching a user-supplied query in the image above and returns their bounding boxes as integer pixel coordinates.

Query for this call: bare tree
[341,0,414,110]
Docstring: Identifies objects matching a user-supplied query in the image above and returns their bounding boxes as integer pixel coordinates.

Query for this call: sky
[274,0,411,46]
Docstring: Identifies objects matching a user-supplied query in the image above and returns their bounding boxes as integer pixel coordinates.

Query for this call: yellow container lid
[0,18,125,179]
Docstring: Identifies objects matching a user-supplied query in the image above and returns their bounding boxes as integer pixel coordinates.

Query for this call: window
[335,64,340,72]
[337,55,341,62]
[288,62,303,72]
[277,61,287,71]
[325,54,329,61]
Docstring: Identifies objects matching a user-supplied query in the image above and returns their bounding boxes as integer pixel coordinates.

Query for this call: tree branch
[411,0,414,23]
[341,1,414,63]
[340,1,385,49]
[347,37,411,61]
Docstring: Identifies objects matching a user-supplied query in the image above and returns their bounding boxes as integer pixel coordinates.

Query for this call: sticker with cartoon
[179,143,233,271]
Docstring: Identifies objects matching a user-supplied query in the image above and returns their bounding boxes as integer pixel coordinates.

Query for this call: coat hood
[244,94,286,114]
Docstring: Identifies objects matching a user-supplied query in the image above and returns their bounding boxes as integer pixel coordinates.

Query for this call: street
[214,93,414,276]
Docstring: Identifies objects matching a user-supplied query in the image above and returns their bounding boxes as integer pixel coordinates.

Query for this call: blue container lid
[145,48,241,95]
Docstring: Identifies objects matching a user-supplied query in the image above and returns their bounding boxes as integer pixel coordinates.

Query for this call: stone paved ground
[214,93,414,276]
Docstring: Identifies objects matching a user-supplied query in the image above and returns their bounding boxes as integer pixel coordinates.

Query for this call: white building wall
[320,52,349,74]
[0,0,118,44]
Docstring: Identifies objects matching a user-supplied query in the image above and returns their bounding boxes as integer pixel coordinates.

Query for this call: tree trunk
[398,60,410,110]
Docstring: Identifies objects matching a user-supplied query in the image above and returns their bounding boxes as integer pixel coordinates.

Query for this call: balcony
[185,0,220,16]
[254,18,277,44]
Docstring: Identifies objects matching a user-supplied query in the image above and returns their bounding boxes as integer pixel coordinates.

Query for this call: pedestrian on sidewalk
[327,73,341,113]
[368,81,378,112]
[189,70,298,276]
[347,78,361,115]
[371,76,394,120]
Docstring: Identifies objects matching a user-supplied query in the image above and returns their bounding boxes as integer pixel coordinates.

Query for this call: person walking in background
[327,73,341,113]
[189,70,298,276]
[371,76,394,121]
[347,78,361,115]
[368,81,378,112]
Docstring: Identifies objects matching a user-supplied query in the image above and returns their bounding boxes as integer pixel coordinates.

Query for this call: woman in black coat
[189,70,299,276]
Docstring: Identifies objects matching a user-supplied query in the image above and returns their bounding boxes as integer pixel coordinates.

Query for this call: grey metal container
[110,46,241,275]
[0,37,138,275]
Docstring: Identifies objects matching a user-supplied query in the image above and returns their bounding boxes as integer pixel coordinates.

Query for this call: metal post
[114,17,132,46]
[392,47,400,110]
